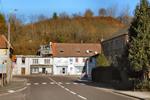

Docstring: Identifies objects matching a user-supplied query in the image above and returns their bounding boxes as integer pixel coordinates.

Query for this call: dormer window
[60,50,64,53]
[77,50,80,53]
[89,50,92,53]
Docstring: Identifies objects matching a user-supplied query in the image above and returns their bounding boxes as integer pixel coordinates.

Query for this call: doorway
[42,68,46,74]
[21,68,25,75]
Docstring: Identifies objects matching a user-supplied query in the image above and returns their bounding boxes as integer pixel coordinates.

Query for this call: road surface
[0,75,138,100]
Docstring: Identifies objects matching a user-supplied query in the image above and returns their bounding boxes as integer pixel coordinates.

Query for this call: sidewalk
[0,77,27,95]
[114,90,150,100]
[96,82,150,100]
[82,79,150,100]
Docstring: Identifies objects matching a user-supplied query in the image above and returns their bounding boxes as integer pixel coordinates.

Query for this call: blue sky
[0,0,143,18]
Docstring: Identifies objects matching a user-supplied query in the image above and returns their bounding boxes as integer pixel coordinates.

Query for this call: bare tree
[28,14,38,39]
[106,5,117,17]
[37,14,47,21]
[72,12,82,18]
[59,12,69,19]
[99,8,107,16]
[117,6,132,25]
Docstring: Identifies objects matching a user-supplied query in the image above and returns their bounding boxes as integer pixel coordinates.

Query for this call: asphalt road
[0,75,138,100]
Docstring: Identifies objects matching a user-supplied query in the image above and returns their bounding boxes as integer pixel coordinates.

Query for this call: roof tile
[52,43,101,57]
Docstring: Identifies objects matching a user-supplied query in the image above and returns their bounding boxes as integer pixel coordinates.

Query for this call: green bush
[134,79,150,91]
[96,53,110,67]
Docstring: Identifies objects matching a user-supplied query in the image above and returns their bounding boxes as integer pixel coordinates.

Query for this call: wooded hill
[2,16,125,54]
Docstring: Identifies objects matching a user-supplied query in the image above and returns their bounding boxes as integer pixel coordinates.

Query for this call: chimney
[50,42,52,46]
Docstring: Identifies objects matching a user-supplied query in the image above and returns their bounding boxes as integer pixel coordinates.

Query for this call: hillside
[11,16,125,54]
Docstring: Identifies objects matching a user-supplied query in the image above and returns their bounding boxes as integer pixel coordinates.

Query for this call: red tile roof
[0,35,8,49]
[52,43,101,57]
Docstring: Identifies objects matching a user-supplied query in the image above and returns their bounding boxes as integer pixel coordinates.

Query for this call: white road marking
[8,90,15,93]
[58,82,62,84]
[16,87,27,92]
[26,83,31,86]
[50,82,55,84]
[42,82,47,85]
[48,77,87,100]
[80,83,85,85]
[60,86,65,88]
[65,88,70,91]
[77,94,87,100]
[34,83,39,85]
[66,82,70,84]
[69,91,77,95]
[73,83,78,85]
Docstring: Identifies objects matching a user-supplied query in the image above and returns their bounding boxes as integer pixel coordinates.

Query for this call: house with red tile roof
[13,42,101,77]
[52,43,101,77]
[0,35,13,86]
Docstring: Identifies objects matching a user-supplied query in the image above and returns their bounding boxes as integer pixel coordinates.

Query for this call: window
[75,66,83,73]
[60,50,64,52]
[44,59,50,64]
[70,58,73,64]
[22,57,25,64]
[75,58,78,62]
[89,58,93,63]
[83,58,86,62]
[32,59,38,64]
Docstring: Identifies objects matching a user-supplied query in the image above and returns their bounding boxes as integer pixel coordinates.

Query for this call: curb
[0,86,27,97]
[89,82,149,100]
[113,91,146,100]
[0,79,27,97]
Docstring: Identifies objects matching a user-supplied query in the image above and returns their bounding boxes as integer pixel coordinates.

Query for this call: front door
[21,68,25,75]
[42,68,46,74]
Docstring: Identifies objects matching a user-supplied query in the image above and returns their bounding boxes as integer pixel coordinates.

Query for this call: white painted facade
[0,49,9,73]
[53,57,97,76]
[13,55,97,76]
[13,55,53,75]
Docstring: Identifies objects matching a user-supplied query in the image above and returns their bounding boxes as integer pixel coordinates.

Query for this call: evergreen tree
[128,0,150,81]
[52,12,58,19]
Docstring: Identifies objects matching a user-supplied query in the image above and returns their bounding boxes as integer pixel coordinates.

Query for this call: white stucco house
[51,43,101,77]
[0,35,10,74]
[13,42,101,77]
[13,55,53,75]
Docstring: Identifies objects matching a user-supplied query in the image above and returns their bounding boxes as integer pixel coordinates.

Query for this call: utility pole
[1,62,4,87]
[6,20,11,84]
[6,9,17,83]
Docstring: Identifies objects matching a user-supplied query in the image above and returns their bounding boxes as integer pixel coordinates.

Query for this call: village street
[0,76,137,100]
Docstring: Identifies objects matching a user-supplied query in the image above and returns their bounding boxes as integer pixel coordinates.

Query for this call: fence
[91,66,121,83]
